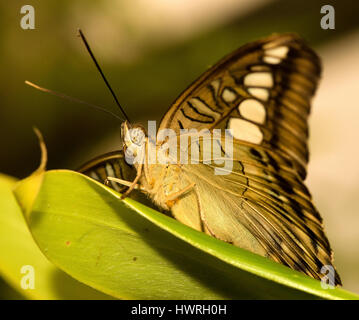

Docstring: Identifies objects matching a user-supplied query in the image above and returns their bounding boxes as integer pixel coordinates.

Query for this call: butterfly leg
[120,163,144,199]
[105,156,145,199]
[167,181,214,235]
[114,146,147,199]
[105,177,144,191]
[164,182,196,207]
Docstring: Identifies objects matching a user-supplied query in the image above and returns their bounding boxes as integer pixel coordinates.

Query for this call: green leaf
[12,170,359,299]
[0,173,113,300]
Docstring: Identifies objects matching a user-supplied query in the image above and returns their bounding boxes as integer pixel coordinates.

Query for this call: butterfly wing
[159,34,341,284]
[159,33,321,179]
[176,138,341,284]
[78,151,136,192]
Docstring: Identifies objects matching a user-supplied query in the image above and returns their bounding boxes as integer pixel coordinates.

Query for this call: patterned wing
[159,33,321,179]
[180,138,341,284]
[160,34,341,284]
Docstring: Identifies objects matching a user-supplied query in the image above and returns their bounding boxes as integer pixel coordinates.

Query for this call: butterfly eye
[129,128,145,146]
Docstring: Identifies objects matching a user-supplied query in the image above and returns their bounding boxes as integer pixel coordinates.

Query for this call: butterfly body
[79,33,342,285]
[115,127,270,256]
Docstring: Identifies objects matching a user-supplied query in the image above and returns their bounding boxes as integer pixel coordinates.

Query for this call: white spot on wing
[264,46,289,64]
[222,88,237,103]
[248,88,269,101]
[263,56,281,64]
[244,72,273,88]
[238,99,266,124]
[265,46,289,58]
[228,118,263,144]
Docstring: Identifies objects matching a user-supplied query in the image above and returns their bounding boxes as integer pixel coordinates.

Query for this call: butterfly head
[121,121,147,160]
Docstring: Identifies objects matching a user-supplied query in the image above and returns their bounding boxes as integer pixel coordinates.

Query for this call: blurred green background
[1,0,358,297]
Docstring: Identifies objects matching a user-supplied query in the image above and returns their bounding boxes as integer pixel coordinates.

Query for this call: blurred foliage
[1,0,358,178]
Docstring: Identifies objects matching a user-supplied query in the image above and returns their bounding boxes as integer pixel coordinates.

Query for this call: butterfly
[78,33,342,285]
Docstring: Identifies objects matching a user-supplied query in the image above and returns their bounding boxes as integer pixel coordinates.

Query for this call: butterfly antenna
[78,28,131,123]
[25,80,124,121]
